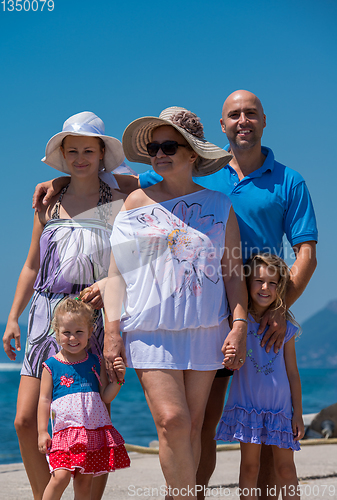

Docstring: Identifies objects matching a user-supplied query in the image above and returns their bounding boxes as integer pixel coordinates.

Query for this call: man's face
[220,91,266,150]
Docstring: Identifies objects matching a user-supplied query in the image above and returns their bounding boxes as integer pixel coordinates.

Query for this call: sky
[0,0,336,326]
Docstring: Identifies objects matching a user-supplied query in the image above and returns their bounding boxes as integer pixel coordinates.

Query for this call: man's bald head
[222,90,265,119]
[220,90,266,151]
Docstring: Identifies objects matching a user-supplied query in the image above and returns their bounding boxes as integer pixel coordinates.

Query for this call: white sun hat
[42,111,125,173]
[122,106,232,176]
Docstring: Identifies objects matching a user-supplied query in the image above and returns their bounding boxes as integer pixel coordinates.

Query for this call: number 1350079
[1,0,54,11]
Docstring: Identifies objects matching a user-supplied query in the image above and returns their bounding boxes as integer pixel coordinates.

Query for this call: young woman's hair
[52,297,95,340]
[244,253,300,332]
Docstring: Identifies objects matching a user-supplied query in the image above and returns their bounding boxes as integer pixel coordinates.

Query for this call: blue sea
[0,366,336,465]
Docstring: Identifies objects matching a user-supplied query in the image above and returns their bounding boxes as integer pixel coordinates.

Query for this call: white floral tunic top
[111,189,232,332]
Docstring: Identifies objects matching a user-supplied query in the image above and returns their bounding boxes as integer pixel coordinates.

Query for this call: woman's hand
[79,280,106,310]
[4,212,45,361]
[222,322,247,370]
[3,319,21,361]
[103,322,127,382]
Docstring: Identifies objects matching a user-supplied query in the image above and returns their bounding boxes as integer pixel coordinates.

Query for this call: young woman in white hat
[104,107,248,500]
[3,112,126,500]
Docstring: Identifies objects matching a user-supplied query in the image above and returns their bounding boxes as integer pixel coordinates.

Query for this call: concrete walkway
[0,441,336,499]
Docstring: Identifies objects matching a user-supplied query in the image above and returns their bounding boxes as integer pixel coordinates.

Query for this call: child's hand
[113,356,126,382]
[292,413,305,441]
[38,432,52,454]
[222,344,236,366]
[100,357,125,403]
[222,322,247,370]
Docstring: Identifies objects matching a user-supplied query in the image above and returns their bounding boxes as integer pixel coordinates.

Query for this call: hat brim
[42,131,125,174]
[122,116,232,177]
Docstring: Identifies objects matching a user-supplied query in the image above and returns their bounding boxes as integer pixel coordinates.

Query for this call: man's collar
[224,145,274,176]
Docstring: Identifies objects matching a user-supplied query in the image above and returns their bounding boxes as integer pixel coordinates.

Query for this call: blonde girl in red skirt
[38,298,130,500]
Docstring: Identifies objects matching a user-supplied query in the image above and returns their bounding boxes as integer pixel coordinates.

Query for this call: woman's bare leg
[136,369,215,500]
[239,442,261,500]
[183,370,217,469]
[14,376,50,500]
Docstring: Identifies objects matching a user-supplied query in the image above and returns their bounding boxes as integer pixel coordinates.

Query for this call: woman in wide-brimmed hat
[104,107,248,500]
[3,112,127,500]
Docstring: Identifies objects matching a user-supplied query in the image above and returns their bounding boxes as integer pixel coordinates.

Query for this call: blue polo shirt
[138,146,318,262]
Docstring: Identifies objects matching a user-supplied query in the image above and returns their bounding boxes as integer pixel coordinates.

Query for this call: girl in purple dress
[216,254,305,500]
[3,112,125,500]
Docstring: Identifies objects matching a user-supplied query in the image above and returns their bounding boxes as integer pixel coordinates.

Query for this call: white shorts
[123,319,230,371]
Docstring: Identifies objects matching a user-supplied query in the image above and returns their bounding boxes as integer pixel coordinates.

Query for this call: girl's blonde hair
[52,297,95,343]
[244,253,300,332]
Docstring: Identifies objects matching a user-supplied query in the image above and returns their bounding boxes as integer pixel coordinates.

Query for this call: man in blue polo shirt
[137,90,317,498]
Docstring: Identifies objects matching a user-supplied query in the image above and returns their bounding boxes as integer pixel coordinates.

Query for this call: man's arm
[284,241,317,307]
[32,173,141,211]
[259,240,317,352]
[32,177,70,211]
[32,169,163,211]
[113,174,140,194]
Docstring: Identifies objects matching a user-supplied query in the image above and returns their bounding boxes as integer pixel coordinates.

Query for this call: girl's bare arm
[284,336,305,440]
[38,367,53,453]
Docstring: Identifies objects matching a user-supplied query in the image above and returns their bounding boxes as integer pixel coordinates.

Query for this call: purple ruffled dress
[215,315,300,451]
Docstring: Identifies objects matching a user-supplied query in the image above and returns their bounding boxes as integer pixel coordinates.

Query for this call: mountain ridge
[295,299,337,368]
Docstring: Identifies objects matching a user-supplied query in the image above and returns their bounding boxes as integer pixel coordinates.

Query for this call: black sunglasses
[146,141,187,157]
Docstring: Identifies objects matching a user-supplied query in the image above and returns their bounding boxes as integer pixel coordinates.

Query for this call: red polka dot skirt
[48,425,130,476]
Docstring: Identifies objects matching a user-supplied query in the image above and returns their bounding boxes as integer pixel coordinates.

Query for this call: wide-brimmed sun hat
[122,106,232,177]
[42,111,125,174]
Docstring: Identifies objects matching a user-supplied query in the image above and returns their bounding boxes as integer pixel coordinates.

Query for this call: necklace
[59,350,86,364]
[250,312,263,323]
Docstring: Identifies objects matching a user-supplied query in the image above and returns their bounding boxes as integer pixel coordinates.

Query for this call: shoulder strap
[51,184,70,219]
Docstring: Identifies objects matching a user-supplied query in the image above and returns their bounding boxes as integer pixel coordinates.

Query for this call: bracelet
[232,318,248,324]
[116,379,125,386]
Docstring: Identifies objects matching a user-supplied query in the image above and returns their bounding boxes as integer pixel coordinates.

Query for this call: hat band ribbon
[63,123,104,135]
